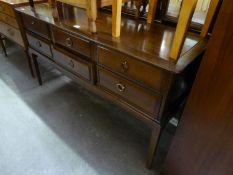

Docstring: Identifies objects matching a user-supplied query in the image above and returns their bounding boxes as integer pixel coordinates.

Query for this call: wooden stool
[0,35,7,57]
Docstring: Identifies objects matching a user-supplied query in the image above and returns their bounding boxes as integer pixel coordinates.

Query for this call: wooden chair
[55,0,129,37]
[54,0,159,37]
[169,0,219,60]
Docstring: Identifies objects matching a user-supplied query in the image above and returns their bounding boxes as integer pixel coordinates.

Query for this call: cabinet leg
[0,36,7,57]
[25,50,35,78]
[146,124,161,169]
[32,54,42,86]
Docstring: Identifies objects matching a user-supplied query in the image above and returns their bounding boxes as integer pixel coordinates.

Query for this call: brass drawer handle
[121,61,129,72]
[36,41,42,47]
[65,37,73,47]
[116,83,126,92]
[68,60,74,68]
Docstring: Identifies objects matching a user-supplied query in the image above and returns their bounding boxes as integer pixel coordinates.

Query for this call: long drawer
[0,12,18,28]
[26,33,52,57]
[98,46,168,92]
[0,22,24,47]
[52,47,92,82]
[98,68,161,118]
[0,3,14,17]
[22,14,50,39]
[51,27,91,58]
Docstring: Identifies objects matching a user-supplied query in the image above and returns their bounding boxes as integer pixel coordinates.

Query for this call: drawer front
[52,27,91,58]
[98,46,165,91]
[53,48,91,81]
[0,22,24,47]
[26,33,52,57]
[22,14,49,39]
[0,12,18,28]
[98,68,161,118]
[0,3,14,17]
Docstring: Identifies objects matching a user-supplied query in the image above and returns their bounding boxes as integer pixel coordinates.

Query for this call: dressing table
[15,2,208,168]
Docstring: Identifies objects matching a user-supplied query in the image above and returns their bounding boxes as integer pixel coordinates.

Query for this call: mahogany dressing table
[15,2,207,168]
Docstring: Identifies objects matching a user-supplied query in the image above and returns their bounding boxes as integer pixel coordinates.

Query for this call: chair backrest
[170,0,220,60]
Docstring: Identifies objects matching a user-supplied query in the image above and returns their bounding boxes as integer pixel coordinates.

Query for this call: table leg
[146,123,161,169]
[32,54,42,86]
[25,50,35,78]
[0,36,7,57]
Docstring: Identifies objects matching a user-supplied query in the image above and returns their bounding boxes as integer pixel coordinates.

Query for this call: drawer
[0,3,14,17]
[26,33,52,57]
[98,68,161,118]
[98,47,166,91]
[0,12,18,28]
[0,22,24,47]
[52,47,92,81]
[22,14,50,39]
[51,27,91,58]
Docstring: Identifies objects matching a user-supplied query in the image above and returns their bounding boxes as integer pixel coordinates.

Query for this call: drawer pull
[116,83,126,92]
[36,41,42,47]
[121,61,129,72]
[31,21,35,25]
[65,37,73,47]
[68,60,74,68]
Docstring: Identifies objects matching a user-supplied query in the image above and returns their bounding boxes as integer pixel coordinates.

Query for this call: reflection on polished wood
[16,3,206,72]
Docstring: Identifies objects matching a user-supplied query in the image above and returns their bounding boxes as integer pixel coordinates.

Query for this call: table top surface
[0,0,45,6]
[16,3,207,73]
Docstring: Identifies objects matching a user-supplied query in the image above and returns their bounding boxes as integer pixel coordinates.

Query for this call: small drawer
[98,68,161,118]
[0,3,14,17]
[98,46,167,92]
[0,12,18,28]
[0,22,24,47]
[51,27,91,58]
[22,14,49,39]
[26,33,52,57]
[52,47,92,81]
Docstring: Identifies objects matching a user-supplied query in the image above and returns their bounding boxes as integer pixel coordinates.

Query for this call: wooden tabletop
[15,3,207,73]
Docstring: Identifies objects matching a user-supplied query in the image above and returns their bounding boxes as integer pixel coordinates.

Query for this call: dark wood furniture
[0,0,45,77]
[16,3,207,168]
[0,0,45,49]
[162,0,233,174]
